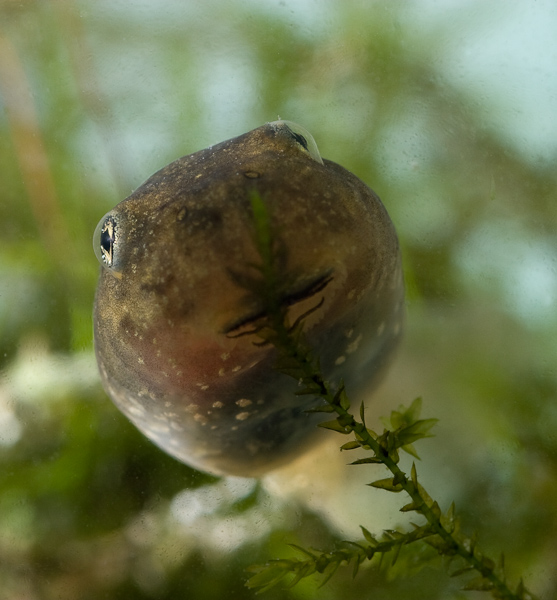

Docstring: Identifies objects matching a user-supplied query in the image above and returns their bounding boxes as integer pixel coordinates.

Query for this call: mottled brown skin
[93,121,404,477]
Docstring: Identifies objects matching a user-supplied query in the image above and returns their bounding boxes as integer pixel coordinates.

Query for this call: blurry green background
[1,1,556,598]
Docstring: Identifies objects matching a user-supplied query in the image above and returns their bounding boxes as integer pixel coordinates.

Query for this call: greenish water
[0,1,556,598]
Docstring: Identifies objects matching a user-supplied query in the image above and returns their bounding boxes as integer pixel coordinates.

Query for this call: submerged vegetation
[245,192,538,600]
[0,1,556,599]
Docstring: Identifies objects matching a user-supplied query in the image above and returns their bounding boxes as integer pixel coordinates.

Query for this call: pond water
[0,1,555,598]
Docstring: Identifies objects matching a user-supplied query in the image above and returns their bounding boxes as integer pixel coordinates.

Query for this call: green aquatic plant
[244,191,539,600]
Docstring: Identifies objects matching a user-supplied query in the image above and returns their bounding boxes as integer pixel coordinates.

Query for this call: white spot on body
[345,333,362,354]
[149,423,170,434]
[128,404,145,418]
[377,322,385,335]
[221,352,230,361]
[194,413,208,425]
[335,356,346,365]
[236,412,250,421]
[236,399,252,407]
[213,401,224,409]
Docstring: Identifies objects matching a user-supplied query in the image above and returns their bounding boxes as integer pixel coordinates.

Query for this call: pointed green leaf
[360,526,377,546]
[318,561,340,588]
[400,501,422,513]
[417,483,434,507]
[368,477,404,492]
[411,462,418,487]
[440,502,456,532]
[338,386,350,410]
[391,543,402,566]
[284,569,306,589]
[430,501,442,518]
[288,544,317,559]
[450,564,474,578]
[397,419,439,445]
[389,409,404,430]
[403,524,434,543]
[409,417,438,434]
[352,555,361,578]
[344,540,366,552]
[401,443,421,459]
[390,447,400,464]
[407,397,423,421]
[331,384,344,407]
[350,457,383,465]
[340,441,361,451]
[383,529,405,541]
[318,419,350,434]
[245,564,289,590]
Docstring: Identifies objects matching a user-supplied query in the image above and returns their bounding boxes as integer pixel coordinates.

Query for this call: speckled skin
[93,121,404,477]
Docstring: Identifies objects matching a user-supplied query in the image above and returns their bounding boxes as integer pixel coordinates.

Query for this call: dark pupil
[291,132,308,150]
[101,225,113,253]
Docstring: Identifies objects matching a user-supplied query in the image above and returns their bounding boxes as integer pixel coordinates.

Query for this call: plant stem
[248,192,536,600]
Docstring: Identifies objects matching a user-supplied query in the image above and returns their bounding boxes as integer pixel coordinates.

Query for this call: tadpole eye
[291,132,308,150]
[100,219,116,265]
[94,213,121,276]
[270,120,324,165]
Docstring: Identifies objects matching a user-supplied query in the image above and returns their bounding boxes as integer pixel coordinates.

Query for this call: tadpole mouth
[223,270,334,338]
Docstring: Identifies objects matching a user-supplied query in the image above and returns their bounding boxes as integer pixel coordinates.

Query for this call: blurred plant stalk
[0,31,71,267]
